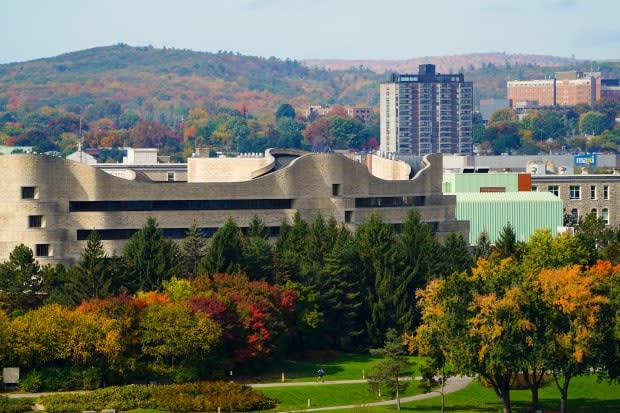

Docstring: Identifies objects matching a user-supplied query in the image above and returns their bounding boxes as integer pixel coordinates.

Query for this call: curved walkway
[5,376,473,412]
[250,375,473,412]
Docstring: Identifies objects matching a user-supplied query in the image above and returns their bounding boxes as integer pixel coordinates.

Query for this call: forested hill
[0,44,382,114]
[1,45,619,115]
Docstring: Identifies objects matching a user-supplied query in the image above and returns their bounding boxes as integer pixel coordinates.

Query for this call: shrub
[39,381,276,413]
[19,370,43,392]
[0,396,33,413]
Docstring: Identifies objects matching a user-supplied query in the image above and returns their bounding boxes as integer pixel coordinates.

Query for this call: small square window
[345,210,353,223]
[548,185,559,196]
[167,172,175,182]
[35,244,51,257]
[28,215,43,228]
[21,186,37,199]
[569,185,581,200]
[332,184,342,196]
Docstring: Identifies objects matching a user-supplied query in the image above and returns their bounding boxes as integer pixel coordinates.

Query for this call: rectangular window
[21,186,37,199]
[332,184,342,196]
[28,215,43,228]
[35,244,50,257]
[602,208,609,225]
[344,210,353,223]
[590,185,597,200]
[548,185,559,196]
[531,185,538,192]
[167,172,175,182]
[604,185,609,200]
[569,185,581,200]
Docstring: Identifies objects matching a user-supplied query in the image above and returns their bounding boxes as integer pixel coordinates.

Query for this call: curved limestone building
[1,150,468,265]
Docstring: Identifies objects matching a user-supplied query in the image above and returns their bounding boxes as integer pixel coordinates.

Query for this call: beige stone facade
[1,151,468,266]
[531,175,619,226]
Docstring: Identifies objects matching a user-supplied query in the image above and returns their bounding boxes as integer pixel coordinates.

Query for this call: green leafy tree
[123,217,181,292]
[579,111,605,135]
[368,328,411,411]
[275,103,296,120]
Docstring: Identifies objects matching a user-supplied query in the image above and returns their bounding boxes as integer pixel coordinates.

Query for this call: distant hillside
[1,46,619,115]
[303,52,580,74]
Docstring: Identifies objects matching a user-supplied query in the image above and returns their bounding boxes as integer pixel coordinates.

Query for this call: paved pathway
[4,376,473,412]
[250,376,473,412]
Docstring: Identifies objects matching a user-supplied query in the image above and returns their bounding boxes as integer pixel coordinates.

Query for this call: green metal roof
[454,192,563,245]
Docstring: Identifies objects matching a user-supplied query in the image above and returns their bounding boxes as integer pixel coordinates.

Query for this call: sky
[1,0,619,64]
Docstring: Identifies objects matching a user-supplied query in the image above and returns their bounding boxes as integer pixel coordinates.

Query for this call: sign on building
[574,154,597,166]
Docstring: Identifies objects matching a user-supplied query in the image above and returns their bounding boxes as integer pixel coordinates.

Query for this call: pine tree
[73,230,111,299]
[318,226,364,350]
[181,221,207,277]
[200,217,244,275]
[474,230,492,260]
[495,222,518,259]
[393,209,439,332]
[356,213,398,347]
[438,232,473,277]
[123,217,181,291]
[0,244,43,311]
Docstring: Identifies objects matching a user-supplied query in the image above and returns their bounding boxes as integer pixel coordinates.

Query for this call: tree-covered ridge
[0,44,381,114]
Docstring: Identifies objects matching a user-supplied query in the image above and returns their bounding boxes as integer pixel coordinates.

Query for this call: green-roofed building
[443,172,564,244]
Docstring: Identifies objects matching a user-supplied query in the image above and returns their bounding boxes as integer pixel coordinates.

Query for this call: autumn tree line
[0,100,379,161]
[475,99,620,156]
[1,211,620,406]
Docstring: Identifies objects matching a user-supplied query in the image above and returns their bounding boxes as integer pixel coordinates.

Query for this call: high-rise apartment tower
[380,64,473,155]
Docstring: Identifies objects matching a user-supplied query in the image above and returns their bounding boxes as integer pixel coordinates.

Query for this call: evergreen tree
[123,217,181,291]
[393,209,439,332]
[272,212,308,283]
[474,230,492,260]
[318,226,364,350]
[438,232,473,277]
[181,221,208,277]
[200,217,244,275]
[368,328,411,411]
[494,222,518,259]
[242,236,273,281]
[356,213,398,347]
[247,214,268,239]
[0,244,43,312]
[73,230,111,299]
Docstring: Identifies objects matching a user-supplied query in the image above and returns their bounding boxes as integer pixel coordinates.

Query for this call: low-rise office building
[0,150,468,266]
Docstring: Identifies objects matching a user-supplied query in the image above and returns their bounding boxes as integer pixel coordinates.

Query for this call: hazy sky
[2,0,619,64]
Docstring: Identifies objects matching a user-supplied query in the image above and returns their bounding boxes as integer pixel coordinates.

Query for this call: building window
[569,185,581,200]
[28,215,44,228]
[602,208,609,225]
[531,185,538,192]
[590,185,597,200]
[603,185,609,200]
[591,208,597,218]
[21,186,37,199]
[571,208,579,222]
[167,172,175,182]
[548,185,559,196]
[35,244,51,257]
[344,210,353,223]
[332,184,342,196]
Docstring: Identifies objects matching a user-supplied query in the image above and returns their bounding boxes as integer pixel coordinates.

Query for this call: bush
[39,381,276,412]
[19,370,43,392]
[0,396,33,413]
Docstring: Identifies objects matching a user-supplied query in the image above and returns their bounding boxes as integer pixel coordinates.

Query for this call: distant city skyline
[2,0,619,65]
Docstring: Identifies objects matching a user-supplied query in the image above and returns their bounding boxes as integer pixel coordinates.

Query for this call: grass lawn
[259,382,424,410]
[243,353,425,383]
[310,375,620,413]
